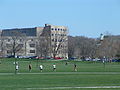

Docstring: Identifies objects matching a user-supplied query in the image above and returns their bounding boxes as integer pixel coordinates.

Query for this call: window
[7,50,12,54]
[51,28,54,30]
[6,44,12,47]
[30,50,35,53]
[63,29,66,31]
[51,34,54,36]
[55,39,57,42]
[55,28,57,31]
[59,39,62,42]
[29,44,35,47]
[52,39,54,41]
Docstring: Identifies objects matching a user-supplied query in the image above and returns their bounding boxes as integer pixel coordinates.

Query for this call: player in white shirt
[16,64,19,72]
[39,65,43,72]
[53,64,56,71]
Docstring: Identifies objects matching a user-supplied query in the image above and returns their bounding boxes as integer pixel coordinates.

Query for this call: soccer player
[16,63,19,72]
[39,65,43,72]
[29,64,32,72]
[53,64,56,71]
[74,64,77,71]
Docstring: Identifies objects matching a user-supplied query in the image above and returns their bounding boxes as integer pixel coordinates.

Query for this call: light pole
[99,34,106,69]
[96,34,105,57]
[96,34,106,68]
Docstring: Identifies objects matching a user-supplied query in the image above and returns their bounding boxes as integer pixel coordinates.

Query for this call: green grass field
[0,58,120,90]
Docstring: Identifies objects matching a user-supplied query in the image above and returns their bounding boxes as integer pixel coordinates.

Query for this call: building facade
[0,24,68,59]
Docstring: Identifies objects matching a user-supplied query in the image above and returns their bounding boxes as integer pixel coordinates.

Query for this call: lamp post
[99,34,106,69]
[100,33,104,41]
[96,33,105,57]
[96,34,106,68]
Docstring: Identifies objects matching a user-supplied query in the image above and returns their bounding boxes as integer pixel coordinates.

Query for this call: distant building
[0,24,68,59]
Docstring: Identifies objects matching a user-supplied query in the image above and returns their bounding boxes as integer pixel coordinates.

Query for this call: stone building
[0,24,68,59]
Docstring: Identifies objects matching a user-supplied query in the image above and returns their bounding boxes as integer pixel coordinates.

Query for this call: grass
[1,74,120,90]
[0,58,120,90]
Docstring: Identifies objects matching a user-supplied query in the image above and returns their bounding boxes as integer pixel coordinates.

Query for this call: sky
[0,0,120,38]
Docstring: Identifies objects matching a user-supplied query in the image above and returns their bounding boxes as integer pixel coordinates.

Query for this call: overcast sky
[0,0,120,38]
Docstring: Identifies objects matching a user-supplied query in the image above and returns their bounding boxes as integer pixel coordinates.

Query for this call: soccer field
[0,58,120,90]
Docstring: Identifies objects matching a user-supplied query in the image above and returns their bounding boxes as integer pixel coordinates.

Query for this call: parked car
[29,56,37,59]
[112,59,120,62]
[6,55,15,58]
[68,57,77,60]
[18,56,36,59]
[53,57,64,60]
[37,57,45,59]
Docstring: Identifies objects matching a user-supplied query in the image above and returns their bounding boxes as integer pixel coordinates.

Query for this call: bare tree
[37,27,68,59]
[2,31,26,57]
[0,31,5,57]
[68,36,96,59]
[51,30,68,58]
[36,29,50,58]
[68,36,75,58]
[37,36,50,58]
[97,35,120,59]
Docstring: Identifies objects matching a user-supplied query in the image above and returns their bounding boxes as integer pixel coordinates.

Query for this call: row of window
[51,28,66,31]
[52,39,67,42]
[7,39,35,42]
[51,34,67,36]
[30,50,35,53]
[6,44,35,48]
[52,45,67,48]
[6,44,23,47]
[29,44,35,47]
[7,39,23,42]
[7,50,35,53]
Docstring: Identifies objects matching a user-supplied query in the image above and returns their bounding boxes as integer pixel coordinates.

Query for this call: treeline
[68,35,120,59]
